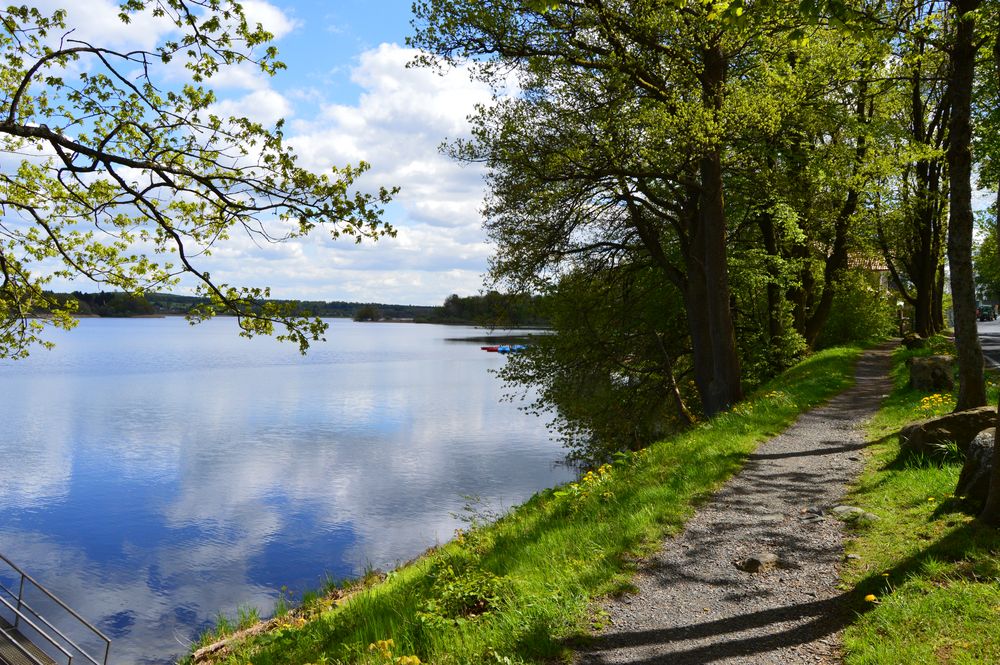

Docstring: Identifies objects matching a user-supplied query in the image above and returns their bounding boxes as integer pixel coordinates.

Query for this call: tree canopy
[411,0,1000,467]
[0,1,395,358]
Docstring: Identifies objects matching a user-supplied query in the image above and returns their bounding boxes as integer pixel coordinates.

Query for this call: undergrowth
[187,346,863,665]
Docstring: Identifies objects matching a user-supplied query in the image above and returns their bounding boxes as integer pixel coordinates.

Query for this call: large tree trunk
[947,0,987,411]
[978,29,1000,527]
[691,42,742,416]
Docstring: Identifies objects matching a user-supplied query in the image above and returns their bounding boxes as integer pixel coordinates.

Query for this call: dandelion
[864,594,877,602]
[396,657,422,665]
[369,639,394,659]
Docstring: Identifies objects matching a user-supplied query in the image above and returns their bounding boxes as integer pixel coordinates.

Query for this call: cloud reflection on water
[0,319,573,663]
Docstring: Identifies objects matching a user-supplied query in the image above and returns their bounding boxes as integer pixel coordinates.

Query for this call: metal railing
[0,553,110,665]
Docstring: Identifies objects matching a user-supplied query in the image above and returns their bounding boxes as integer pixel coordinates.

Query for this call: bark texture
[691,42,743,416]
[979,30,1000,527]
[946,0,986,411]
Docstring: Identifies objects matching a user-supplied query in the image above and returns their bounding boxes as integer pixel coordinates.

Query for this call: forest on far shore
[42,291,548,328]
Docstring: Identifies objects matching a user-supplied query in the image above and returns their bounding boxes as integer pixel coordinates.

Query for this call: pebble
[733,552,780,573]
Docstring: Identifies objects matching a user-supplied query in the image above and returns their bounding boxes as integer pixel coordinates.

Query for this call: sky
[40,0,498,306]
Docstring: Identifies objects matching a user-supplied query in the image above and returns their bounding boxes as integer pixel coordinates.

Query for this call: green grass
[189,346,863,665]
[841,337,1000,664]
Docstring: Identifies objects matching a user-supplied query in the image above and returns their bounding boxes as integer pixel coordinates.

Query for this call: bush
[816,270,895,348]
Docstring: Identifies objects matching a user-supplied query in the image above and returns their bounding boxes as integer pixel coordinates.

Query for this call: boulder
[902,333,928,350]
[907,355,955,392]
[956,429,995,504]
[899,406,997,457]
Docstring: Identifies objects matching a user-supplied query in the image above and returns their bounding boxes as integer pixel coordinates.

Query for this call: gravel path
[576,345,893,665]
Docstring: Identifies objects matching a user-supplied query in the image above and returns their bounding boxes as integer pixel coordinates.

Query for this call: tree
[498,265,695,463]
[352,304,383,322]
[0,2,395,358]
[413,0,889,416]
[977,7,1000,526]
[946,0,988,410]
[876,1,950,338]
[411,0,747,418]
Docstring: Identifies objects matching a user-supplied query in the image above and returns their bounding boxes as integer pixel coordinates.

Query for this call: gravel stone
[574,345,892,665]
[732,553,780,574]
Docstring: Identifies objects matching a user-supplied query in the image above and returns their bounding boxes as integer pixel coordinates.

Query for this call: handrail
[0,622,49,665]
[0,552,111,665]
[10,594,104,665]
[0,593,75,663]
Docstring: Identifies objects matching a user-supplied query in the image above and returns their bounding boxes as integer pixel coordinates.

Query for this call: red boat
[480,345,500,352]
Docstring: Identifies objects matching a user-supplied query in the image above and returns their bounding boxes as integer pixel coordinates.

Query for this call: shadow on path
[573,345,895,665]
[581,594,854,664]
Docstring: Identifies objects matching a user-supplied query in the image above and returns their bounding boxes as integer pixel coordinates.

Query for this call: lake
[0,318,575,664]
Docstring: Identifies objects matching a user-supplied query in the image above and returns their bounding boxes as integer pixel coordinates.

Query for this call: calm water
[0,318,573,664]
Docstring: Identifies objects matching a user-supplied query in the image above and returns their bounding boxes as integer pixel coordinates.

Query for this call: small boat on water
[480,344,526,354]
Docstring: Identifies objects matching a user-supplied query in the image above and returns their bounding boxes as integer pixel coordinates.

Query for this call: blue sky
[274,1,416,102]
[39,0,496,306]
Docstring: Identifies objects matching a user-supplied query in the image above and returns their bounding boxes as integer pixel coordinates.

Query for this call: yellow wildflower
[864,594,877,602]
[396,657,422,665]
[369,639,394,659]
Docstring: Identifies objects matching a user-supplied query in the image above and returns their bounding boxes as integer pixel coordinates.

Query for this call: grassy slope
[841,339,1000,664]
[191,346,862,665]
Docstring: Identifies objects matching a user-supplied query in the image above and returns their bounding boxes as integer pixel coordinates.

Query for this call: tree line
[45,290,545,326]
[39,292,437,321]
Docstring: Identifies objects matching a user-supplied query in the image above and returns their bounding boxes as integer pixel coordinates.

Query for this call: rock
[733,552,779,573]
[907,355,955,392]
[898,406,997,458]
[830,505,879,523]
[902,333,928,350]
[830,505,864,517]
[956,429,995,504]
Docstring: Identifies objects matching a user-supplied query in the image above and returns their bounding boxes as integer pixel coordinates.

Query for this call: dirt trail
[576,346,893,664]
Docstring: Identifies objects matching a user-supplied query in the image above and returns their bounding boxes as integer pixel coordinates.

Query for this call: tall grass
[189,346,862,665]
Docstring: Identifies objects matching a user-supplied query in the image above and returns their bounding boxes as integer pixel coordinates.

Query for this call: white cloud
[28,0,298,53]
[241,0,300,40]
[209,88,294,126]
[104,41,505,305]
[29,0,169,51]
[264,43,498,302]
[12,22,502,305]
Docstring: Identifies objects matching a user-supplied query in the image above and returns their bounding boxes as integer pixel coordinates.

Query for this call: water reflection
[0,319,573,663]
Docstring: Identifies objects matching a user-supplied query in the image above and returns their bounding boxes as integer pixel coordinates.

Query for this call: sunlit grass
[842,337,1000,664]
[186,346,863,665]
